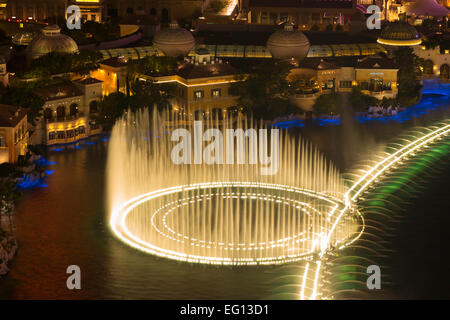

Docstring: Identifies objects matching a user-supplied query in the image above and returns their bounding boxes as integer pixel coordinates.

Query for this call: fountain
[107,109,361,265]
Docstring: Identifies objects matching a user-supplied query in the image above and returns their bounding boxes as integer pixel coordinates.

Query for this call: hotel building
[0,105,28,164]
[33,78,103,145]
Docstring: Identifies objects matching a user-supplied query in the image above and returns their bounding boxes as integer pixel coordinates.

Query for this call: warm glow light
[377,38,422,46]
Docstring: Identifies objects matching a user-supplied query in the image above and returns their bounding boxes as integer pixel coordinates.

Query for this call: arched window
[56,106,66,120]
[44,108,53,120]
[69,103,78,117]
[89,100,99,114]
[423,59,434,75]
[440,64,449,80]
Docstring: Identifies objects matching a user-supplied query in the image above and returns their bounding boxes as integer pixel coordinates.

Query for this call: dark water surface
[0,91,449,299]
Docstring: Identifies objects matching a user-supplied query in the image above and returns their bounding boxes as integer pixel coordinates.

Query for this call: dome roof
[377,20,421,46]
[12,30,35,46]
[27,25,79,60]
[266,23,310,61]
[153,21,195,57]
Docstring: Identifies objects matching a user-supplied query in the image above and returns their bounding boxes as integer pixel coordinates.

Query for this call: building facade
[415,45,450,81]
[0,105,28,164]
[289,55,399,111]
[3,0,209,22]
[242,0,356,29]
[33,78,103,145]
[137,49,240,119]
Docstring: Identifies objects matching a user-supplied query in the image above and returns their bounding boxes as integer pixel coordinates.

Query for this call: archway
[69,103,78,117]
[89,100,99,114]
[440,64,449,80]
[423,59,434,75]
[56,106,65,120]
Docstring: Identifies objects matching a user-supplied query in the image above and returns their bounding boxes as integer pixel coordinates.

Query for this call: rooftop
[100,56,131,68]
[0,105,27,127]
[298,59,340,70]
[75,77,103,85]
[356,55,399,69]
[34,84,84,102]
[176,59,239,79]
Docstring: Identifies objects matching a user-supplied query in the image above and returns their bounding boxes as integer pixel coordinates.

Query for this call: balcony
[45,112,86,124]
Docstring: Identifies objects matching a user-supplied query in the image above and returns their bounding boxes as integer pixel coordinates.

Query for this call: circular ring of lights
[110,182,361,265]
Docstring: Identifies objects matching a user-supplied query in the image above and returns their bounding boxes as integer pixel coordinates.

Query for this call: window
[212,88,221,98]
[261,12,268,24]
[194,90,204,99]
[270,13,278,24]
[56,106,66,120]
[312,13,320,23]
[49,132,56,141]
[57,131,65,139]
[78,126,86,135]
[89,100,99,114]
[340,81,352,88]
[70,103,78,117]
[359,81,369,90]
[66,129,76,138]
[0,135,6,147]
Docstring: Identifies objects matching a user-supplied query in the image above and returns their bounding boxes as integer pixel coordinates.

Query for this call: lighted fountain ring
[111,181,360,265]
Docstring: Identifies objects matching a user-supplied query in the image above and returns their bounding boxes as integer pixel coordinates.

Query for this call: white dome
[267,24,310,61]
[153,21,195,57]
[27,25,79,60]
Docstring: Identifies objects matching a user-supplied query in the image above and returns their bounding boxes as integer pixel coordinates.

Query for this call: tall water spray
[108,109,359,265]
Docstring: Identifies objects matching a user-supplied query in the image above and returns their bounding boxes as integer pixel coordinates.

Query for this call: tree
[0,85,45,126]
[229,60,298,120]
[392,47,423,106]
[140,56,180,76]
[95,92,129,131]
[95,80,176,130]
[349,87,379,112]
[130,80,176,111]
[312,93,342,115]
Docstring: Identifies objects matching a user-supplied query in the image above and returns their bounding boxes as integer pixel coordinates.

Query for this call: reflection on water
[0,92,449,299]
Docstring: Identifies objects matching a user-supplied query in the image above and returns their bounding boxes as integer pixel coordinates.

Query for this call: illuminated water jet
[107,109,360,265]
